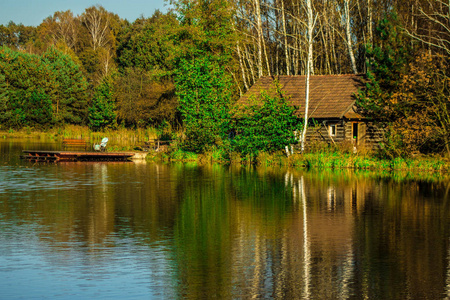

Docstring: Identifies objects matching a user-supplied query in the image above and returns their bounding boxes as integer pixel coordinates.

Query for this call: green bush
[231,81,301,160]
[175,55,232,153]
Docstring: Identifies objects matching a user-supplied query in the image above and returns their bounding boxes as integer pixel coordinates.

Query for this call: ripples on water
[0,166,89,193]
[0,140,450,299]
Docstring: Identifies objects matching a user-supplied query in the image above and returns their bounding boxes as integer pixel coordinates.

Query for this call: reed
[53,125,159,143]
[168,148,198,161]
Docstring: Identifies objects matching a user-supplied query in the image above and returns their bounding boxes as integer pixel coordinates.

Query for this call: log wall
[294,120,384,151]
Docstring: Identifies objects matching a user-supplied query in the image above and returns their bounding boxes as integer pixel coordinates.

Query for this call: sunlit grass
[2,126,449,173]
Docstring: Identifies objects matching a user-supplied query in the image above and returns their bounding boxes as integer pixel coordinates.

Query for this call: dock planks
[21,150,135,162]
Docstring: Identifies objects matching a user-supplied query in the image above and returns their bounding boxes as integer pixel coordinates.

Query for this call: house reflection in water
[229,169,449,299]
[5,162,448,299]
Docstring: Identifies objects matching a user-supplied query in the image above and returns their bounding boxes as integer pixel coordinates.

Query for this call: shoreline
[2,128,450,174]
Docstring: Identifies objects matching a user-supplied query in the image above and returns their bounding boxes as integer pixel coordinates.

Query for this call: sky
[0,0,169,26]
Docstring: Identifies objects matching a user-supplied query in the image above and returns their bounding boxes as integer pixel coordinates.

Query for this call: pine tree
[42,47,89,125]
[0,74,9,125]
[356,13,412,122]
[88,78,117,131]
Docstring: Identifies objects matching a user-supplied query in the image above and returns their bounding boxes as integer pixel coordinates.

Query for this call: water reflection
[0,141,450,299]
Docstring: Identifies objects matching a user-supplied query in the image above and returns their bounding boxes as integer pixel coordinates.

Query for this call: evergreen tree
[0,46,57,128]
[356,13,412,122]
[0,74,9,126]
[88,77,117,131]
[117,11,178,75]
[42,47,89,125]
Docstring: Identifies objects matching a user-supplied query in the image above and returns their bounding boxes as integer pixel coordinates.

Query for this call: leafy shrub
[231,82,301,160]
[175,55,232,153]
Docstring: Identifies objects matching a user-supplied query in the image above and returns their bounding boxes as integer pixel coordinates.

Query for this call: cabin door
[352,122,366,146]
[352,123,358,145]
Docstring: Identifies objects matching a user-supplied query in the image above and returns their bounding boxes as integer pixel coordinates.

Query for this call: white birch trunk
[300,176,310,299]
[244,44,256,84]
[254,0,264,77]
[281,0,290,75]
[301,0,314,153]
[236,41,249,90]
[344,0,358,74]
[367,0,373,46]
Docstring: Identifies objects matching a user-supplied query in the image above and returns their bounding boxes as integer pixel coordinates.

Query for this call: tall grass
[54,125,159,143]
[5,125,448,173]
[290,152,449,173]
[0,125,163,151]
[160,146,449,173]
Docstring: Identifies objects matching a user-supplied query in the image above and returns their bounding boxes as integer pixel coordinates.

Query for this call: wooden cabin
[237,75,384,150]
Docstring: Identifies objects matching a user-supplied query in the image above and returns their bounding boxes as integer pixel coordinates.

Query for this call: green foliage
[0,46,57,128]
[231,82,301,159]
[22,91,53,126]
[115,12,180,128]
[0,46,90,129]
[357,14,450,158]
[114,68,177,127]
[175,55,232,153]
[172,1,237,153]
[171,0,235,60]
[42,47,89,125]
[4,91,52,128]
[88,78,117,131]
[117,12,178,75]
[356,13,411,122]
[0,22,36,50]
[0,74,8,124]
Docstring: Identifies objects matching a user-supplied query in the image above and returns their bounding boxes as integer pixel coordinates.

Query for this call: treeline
[0,0,449,157]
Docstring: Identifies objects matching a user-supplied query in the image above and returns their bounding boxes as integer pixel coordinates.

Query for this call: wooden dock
[21,150,135,162]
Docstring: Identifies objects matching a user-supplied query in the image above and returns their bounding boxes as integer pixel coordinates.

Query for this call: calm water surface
[0,139,449,299]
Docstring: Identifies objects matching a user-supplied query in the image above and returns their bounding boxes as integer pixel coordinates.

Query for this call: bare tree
[81,5,111,51]
[404,0,450,55]
[39,10,79,51]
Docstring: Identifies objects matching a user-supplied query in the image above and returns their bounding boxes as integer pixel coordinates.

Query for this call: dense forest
[0,0,449,157]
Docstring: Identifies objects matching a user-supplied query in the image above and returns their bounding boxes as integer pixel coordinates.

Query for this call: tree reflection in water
[0,146,449,299]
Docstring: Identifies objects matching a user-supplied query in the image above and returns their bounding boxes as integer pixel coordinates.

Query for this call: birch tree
[344,0,358,74]
[40,11,79,51]
[254,0,265,77]
[280,0,290,75]
[300,0,316,152]
[81,5,111,51]
[404,0,450,55]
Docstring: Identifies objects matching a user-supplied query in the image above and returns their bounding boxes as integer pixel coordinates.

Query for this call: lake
[0,138,449,299]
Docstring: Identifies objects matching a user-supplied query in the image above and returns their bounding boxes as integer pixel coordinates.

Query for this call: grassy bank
[2,126,449,173]
[154,147,450,173]
[288,152,449,173]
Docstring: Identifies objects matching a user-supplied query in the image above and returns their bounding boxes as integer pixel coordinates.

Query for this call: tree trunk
[244,44,256,84]
[254,0,264,77]
[344,0,358,74]
[281,0,290,75]
[301,0,314,152]
[236,41,249,90]
[367,0,373,46]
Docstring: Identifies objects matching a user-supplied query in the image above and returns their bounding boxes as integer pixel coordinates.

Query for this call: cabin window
[329,124,336,136]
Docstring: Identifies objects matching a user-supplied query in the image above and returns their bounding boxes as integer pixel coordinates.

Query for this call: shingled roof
[238,75,364,119]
